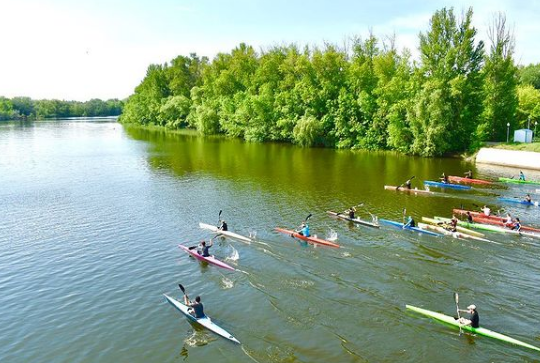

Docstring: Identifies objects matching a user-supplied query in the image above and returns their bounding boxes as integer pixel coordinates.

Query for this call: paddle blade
[178,284,186,294]
[454,292,459,304]
[305,213,312,221]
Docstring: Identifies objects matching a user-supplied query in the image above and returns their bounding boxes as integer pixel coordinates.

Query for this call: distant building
[514,129,533,143]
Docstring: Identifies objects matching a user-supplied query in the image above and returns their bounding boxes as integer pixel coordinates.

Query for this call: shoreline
[475,147,540,171]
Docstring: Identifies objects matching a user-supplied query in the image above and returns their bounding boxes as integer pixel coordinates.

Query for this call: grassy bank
[491,142,540,152]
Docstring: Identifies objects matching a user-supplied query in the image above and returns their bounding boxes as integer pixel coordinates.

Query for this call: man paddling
[184,295,205,319]
[440,173,449,183]
[198,240,213,257]
[346,206,356,219]
[403,216,416,228]
[464,170,473,179]
[481,205,491,217]
[218,220,228,231]
[458,304,479,328]
[297,222,310,237]
[525,194,532,203]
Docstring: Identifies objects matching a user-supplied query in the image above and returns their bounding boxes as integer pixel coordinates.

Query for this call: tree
[518,63,540,89]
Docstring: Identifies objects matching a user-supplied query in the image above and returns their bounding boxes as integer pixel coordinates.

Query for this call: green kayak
[406,305,540,352]
[499,177,540,185]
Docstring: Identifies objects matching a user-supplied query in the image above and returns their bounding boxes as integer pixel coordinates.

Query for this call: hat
[467,304,476,310]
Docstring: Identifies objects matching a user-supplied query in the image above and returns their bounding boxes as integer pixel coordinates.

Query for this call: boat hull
[326,211,380,228]
[199,222,253,243]
[448,176,493,185]
[274,227,340,248]
[178,245,236,271]
[384,185,434,195]
[424,181,471,190]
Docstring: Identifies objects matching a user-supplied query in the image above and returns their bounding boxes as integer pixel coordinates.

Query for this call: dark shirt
[189,301,205,318]
[200,245,211,257]
[470,310,479,328]
[219,222,228,231]
[405,180,412,189]
[348,210,355,219]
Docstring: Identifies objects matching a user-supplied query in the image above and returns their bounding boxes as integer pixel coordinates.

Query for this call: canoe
[417,223,493,243]
[178,244,236,271]
[499,177,540,185]
[326,211,380,228]
[421,217,485,237]
[379,219,442,237]
[274,227,340,248]
[434,217,540,239]
[448,176,493,185]
[452,209,505,222]
[424,181,471,190]
[406,304,540,352]
[498,197,539,207]
[384,185,434,195]
[164,294,240,344]
[199,222,253,243]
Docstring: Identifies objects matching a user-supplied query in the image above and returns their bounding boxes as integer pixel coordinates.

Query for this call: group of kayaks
[164,173,540,352]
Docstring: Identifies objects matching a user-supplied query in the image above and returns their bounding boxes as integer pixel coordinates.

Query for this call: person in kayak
[481,205,491,217]
[198,240,213,257]
[503,213,513,228]
[512,218,522,232]
[448,215,458,232]
[525,194,532,203]
[297,222,310,237]
[346,206,356,219]
[458,304,479,328]
[519,171,526,181]
[466,211,474,223]
[184,295,205,319]
[464,170,473,179]
[218,220,228,231]
[403,216,416,228]
[440,173,448,183]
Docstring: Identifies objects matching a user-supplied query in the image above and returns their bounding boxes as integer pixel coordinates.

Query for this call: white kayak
[164,294,240,344]
[199,222,253,243]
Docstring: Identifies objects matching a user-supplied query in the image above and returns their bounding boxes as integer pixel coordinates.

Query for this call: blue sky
[1,0,539,101]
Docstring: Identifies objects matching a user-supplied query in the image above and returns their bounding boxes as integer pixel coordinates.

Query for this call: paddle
[402,208,407,228]
[217,210,223,225]
[179,283,188,302]
[396,176,415,190]
[454,292,463,336]
[294,213,312,236]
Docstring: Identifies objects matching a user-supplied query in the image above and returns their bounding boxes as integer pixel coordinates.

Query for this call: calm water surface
[1,120,540,362]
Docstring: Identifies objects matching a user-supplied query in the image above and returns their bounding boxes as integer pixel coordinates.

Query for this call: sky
[1,0,539,102]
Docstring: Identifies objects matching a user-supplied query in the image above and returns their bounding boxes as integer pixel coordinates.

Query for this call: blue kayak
[498,197,538,206]
[424,181,471,190]
[379,219,442,237]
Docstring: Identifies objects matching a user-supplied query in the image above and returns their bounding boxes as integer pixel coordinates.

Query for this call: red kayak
[453,209,505,222]
[448,175,493,185]
[274,227,340,248]
[452,209,540,233]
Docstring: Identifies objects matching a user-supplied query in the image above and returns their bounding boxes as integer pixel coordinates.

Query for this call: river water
[1,120,539,362]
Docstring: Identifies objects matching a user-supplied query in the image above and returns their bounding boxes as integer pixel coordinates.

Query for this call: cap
[467,304,476,310]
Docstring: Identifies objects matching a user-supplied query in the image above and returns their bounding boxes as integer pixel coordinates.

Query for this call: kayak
[379,219,442,237]
[421,217,485,238]
[448,176,493,185]
[199,222,253,243]
[274,227,340,248]
[451,209,540,233]
[434,217,540,240]
[384,185,434,195]
[417,223,493,243]
[326,211,380,228]
[499,177,540,185]
[164,294,240,344]
[498,197,539,207]
[406,304,540,352]
[424,181,471,190]
[178,244,236,271]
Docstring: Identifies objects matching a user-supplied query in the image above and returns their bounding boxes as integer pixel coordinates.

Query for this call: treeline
[120,8,540,156]
[0,97,123,121]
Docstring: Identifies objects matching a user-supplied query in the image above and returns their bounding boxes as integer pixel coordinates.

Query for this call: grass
[491,141,540,152]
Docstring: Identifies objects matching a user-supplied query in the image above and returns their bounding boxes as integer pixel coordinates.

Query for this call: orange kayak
[274,227,340,248]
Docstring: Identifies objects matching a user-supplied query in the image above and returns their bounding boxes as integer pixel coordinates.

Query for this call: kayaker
[525,194,532,203]
[218,220,228,231]
[503,213,513,228]
[404,216,416,228]
[198,240,213,257]
[404,178,412,189]
[184,295,205,318]
[458,304,479,328]
[512,218,522,232]
[481,205,491,217]
[346,206,356,219]
[464,170,473,179]
[440,173,448,183]
[297,222,310,237]
[449,215,458,232]
[466,211,473,223]
[520,171,526,181]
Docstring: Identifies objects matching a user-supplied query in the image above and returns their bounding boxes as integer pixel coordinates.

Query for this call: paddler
[218,220,228,231]
[466,211,474,223]
[184,295,205,318]
[448,214,458,232]
[503,213,513,228]
[481,205,491,217]
[198,240,213,257]
[346,206,356,219]
[525,194,532,203]
[440,173,448,183]
[403,216,416,228]
[464,170,473,179]
[297,222,310,237]
[520,170,526,181]
[458,304,480,328]
[512,218,522,232]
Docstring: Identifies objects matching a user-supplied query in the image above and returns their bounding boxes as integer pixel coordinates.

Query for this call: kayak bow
[164,294,240,344]
[199,222,253,243]
[384,185,434,195]
[326,211,380,228]
[406,304,540,352]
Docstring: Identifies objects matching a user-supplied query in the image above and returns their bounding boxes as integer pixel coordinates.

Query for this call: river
[1,120,539,362]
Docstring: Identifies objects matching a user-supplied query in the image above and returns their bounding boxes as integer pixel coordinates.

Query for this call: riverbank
[476,147,540,171]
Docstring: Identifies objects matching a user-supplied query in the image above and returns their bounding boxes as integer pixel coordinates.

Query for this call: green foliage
[518,63,540,89]
[120,7,536,156]
[517,84,540,127]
